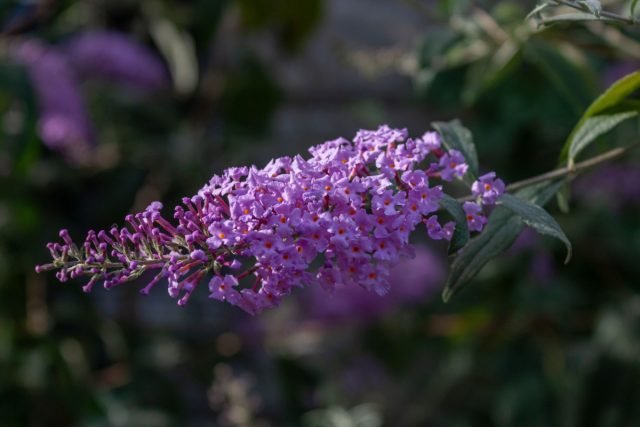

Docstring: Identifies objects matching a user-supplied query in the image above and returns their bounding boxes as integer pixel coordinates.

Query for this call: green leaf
[431,120,479,179]
[439,194,470,255]
[526,2,552,21]
[632,0,640,17]
[568,105,639,161]
[442,180,565,302]
[525,39,594,115]
[556,72,640,212]
[236,0,323,52]
[418,28,460,69]
[442,205,524,302]
[498,193,572,263]
[539,12,618,25]
[0,63,39,173]
[578,0,602,16]
[560,71,640,164]
[556,183,571,213]
[463,41,521,105]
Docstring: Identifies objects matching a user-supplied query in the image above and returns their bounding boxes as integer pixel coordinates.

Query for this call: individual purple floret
[463,201,487,232]
[10,39,93,162]
[64,31,169,91]
[37,126,503,315]
[439,150,469,181]
[471,172,505,205]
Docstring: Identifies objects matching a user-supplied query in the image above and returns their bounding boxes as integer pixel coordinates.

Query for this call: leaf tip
[564,245,573,265]
[442,286,454,303]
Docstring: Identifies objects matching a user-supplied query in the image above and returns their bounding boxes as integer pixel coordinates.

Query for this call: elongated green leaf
[556,71,640,212]
[526,2,552,21]
[499,193,572,263]
[540,12,618,25]
[439,194,470,255]
[578,0,602,16]
[431,120,479,179]
[442,180,566,302]
[632,0,640,17]
[560,71,640,163]
[463,41,521,105]
[415,28,461,93]
[442,206,524,302]
[525,39,593,115]
[557,183,571,214]
[569,108,639,160]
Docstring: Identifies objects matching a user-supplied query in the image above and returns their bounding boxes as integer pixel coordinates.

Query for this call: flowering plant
[37,118,581,314]
[33,3,640,317]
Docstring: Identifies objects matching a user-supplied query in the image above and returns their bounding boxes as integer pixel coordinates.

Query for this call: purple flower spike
[472,172,505,205]
[64,31,169,92]
[37,125,504,315]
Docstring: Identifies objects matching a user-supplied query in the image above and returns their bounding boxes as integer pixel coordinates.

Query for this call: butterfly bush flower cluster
[37,126,504,314]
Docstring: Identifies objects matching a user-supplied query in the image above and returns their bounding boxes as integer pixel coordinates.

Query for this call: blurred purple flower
[10,39,93,162]
[64,31,169,91]
[574,164,640,210]
[508,229,557,284]
[341,356,389,397]
[530,252,555,284]
[509,227,538,254]
[8,31,169,163]
[602,61,639,88]
[302,245,446,323]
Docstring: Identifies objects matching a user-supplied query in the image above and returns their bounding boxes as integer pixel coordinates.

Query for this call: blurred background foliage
[1,0,640,426]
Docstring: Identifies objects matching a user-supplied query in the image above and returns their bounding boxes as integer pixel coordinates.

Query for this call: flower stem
[506,143,640,192]
[458,143,640,202]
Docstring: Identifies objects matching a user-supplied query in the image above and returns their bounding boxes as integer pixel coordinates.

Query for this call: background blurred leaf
[149,18,198,95]
[579,0,603,16]
[0,62,39,173]
[462,40,521,105]
[220,54,282,135]
[236,0,323,52]
[526,2,552,21]
[525,39,594,115]
[539,12,618,25]
[416,27,462,93]
[303,404,383,427]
